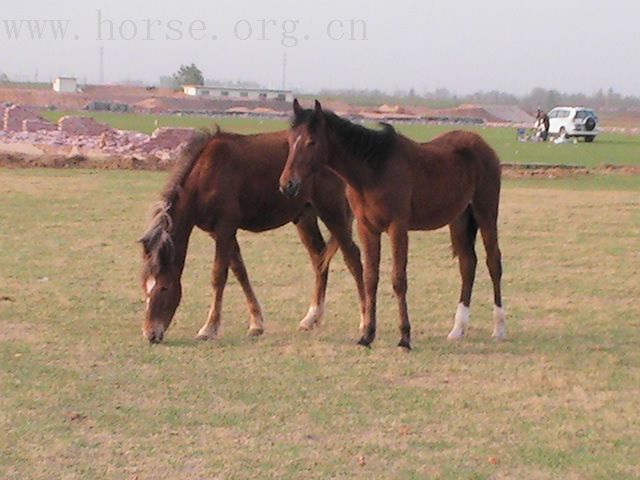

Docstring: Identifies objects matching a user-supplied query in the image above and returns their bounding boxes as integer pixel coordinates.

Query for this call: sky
[1,0,638,96]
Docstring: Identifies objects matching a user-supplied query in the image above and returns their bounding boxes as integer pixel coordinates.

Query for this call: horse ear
[314,100,323,114]
[139,234,151,255]
[293,98,303,116]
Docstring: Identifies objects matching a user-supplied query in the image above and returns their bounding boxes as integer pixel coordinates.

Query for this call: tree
[0,73,10,84]
[172,64,204,87]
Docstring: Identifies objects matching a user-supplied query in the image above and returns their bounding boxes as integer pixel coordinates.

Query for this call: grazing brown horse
[279,100,506,349]
[140,129,365,343]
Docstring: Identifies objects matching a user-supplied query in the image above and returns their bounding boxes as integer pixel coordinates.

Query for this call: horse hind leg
[295,211,329,331]
[470,200,506,340]
[447,207,478,341]
[479,225,506,340]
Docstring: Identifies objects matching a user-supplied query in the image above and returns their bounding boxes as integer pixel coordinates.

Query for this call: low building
[53,77,78,93]
[182,85,293,102]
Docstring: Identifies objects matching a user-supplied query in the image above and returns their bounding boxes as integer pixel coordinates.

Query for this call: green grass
[41,111,640,168]
[1,168,639,479]
[42,110,287,135]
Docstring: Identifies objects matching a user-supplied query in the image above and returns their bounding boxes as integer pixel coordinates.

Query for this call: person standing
[535,108,550,141]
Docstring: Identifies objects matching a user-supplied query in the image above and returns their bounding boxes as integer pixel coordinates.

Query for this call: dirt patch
[0,320,46,343]
[502,163,640,178]
[0,151,169,170]
[3,151,639,177]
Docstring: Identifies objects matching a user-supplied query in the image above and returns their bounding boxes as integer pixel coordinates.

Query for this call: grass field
[1,168,639,479]
[41,111,640,168]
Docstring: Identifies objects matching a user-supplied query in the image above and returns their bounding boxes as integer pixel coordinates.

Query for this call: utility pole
[99,46,105,84]
[282,53,287,90]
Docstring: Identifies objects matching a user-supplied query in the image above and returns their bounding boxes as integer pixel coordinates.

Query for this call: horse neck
[168,192,197,277]
[325,130,369,190]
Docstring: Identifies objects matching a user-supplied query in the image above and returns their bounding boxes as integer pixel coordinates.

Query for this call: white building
[53,77,78,93]
[183,85,293,102]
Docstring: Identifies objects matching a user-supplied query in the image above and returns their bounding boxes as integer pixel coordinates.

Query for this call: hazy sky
[1,0,638,95]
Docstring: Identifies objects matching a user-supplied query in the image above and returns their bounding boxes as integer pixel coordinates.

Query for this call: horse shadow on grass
[143,324,612,359]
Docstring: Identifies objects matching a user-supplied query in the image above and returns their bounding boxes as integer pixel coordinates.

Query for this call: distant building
[53,77,78,93]
[182,85,293,102]
[85,101,130,112]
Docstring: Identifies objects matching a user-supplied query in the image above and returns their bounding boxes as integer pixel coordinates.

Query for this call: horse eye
[160,286,168,292]
[307,140,316,147]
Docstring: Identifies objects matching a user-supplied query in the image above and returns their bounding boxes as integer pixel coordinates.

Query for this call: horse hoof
[397,340,412,351]
[196,332,217,341]
[447,328,465,341]
[357,337,373,348]
[491,329,507,341]
[298,321,315,332]
[247,327,264,337]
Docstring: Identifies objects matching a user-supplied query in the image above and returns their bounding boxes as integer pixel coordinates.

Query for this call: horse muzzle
[143,324,165,344]
[279,179,301,198]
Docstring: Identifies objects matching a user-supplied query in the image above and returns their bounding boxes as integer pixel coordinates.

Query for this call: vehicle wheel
[584,117,596,132]
[584,136,595,143]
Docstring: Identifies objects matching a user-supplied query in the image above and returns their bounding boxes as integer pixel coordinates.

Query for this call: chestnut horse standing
[279,100,506,350]
[140,129,365,343]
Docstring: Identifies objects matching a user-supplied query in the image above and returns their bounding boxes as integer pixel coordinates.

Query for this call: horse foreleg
[389,223,411,350]
[229,239,265,337]
[196,232,235,341]
[295,212,328,331]
[322,217,366,334]
[357,223,381,347]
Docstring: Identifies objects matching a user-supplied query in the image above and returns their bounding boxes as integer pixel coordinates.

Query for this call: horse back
[393,132,501,230]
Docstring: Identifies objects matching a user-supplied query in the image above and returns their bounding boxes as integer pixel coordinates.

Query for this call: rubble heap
[58,116,112,136]
[0,105,200,162]
[3,105,44,132]
[23,118,58,132]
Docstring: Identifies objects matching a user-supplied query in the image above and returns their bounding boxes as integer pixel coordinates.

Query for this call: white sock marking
[299,304,324,330]
[492,305,507,340]
[448,302,470,340]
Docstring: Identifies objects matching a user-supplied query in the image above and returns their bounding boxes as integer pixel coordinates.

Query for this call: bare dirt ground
[0,85,347,114]
[3,84,638,127]
[2,151,639,178]
[0,151,167,170]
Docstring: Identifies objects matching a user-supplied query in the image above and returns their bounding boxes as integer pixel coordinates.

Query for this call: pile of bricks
[140,127,198,152]
[3,105,43,132]
[1,105,201,162]
[98,129,152,153]
[23,118,58,132]
[58,116,112,136]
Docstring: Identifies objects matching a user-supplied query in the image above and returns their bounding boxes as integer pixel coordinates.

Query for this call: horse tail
[319,235,340,273]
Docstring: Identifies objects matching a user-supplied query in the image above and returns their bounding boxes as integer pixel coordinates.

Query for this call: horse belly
[409,192,472,231]
[240,196,305,232]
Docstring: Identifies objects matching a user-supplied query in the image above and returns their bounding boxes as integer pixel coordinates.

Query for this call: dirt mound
[0,151,169,170]
[133,98,168,112]
[3,151,640,179]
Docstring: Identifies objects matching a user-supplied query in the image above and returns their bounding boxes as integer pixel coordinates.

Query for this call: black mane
[292,108,397,168]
